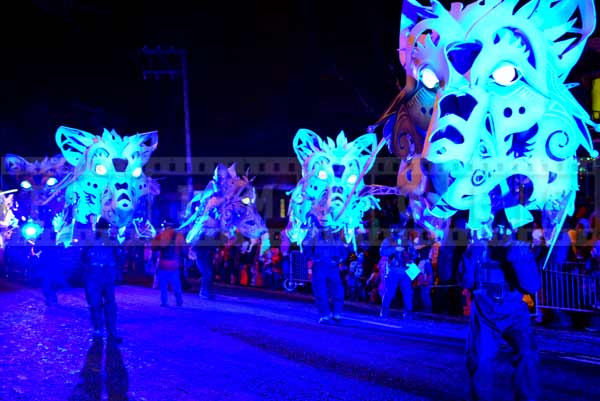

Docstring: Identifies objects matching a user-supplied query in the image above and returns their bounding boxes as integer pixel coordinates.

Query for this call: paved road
[1,279,599,401]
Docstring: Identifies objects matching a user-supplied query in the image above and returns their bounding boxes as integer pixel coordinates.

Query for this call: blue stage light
[22,221,43,240]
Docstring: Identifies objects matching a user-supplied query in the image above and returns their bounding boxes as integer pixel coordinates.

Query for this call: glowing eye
[20,180,32,190]
[95,164,107,176]
[347,174,357,184]
[317,170,328,180]
[241,197,251,205]
[46,177,58,186]
[420,67,440,89]
[491,64,519,86]
[132,167,142,178]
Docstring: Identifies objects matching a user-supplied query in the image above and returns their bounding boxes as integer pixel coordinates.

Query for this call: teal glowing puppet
[180,163,271,255]
[49,126,159,246]
[392,0,598,255]
[369,57,443,237]
[286,129,400,249]
[0,190,18,248]
[4,154,72,227]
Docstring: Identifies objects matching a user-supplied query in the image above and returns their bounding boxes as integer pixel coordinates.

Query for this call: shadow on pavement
[69,338,129,401]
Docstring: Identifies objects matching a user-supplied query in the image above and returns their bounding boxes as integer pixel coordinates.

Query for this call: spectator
[271,246,283,289]
[262,249,273,288]
[414,230,433,312]
[435,216,468,315]
[365,264,381,304]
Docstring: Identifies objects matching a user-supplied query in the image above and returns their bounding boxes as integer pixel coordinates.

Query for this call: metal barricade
[283,250,311,291]
[536,262,600,313]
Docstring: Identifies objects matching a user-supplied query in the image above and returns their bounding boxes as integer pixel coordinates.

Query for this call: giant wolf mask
[180,163,270,255]
[4,154,72,224]
[397,0,597,247]
[52,126,159,245]
[369,73,442,235]
[286,129,399,248]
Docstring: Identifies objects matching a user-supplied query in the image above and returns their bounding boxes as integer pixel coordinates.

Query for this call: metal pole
[140,46,194,203]
[181,50,193,201]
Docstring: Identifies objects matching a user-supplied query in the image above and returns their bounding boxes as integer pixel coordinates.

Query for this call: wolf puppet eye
[491,64,519,86]
[95,164,108,176]
[420,67,440,90]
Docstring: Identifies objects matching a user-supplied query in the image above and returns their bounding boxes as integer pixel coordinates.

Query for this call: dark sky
[0,1,597,158]
[0,0,402,157]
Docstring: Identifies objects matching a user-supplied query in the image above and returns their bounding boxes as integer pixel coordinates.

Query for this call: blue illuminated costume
[285,129,398,321]
[180,163,271,298]
[4,154,71,227]
[461,231,540,400]
[3,154,70,289]
[0,192,17,249]
[303,231,347,323]
[379,227,417,319]
[393,0,598,399]
[181,163,270,253]
[81,219,121,341]
[32,230,65,306]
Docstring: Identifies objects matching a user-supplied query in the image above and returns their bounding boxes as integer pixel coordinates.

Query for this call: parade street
[1,279,599,401]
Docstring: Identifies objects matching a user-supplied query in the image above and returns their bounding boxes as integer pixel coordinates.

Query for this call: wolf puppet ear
[4,154,31,176]
[293,129,326,168]
[526,0,596,82]
[55,126,97,166]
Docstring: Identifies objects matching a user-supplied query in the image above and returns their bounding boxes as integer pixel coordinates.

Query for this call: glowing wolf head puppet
[51,126,159,245]
[286,129,399,248]
[398,0,597,245]
[369,70,443,236]
[4,154,72,224]
[180,163,270,255]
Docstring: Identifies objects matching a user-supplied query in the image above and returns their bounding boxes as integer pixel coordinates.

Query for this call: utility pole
[140,46,193,202]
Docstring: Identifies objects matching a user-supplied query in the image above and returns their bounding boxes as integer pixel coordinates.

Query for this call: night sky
[0,1,597,158]
[0,1,404,158]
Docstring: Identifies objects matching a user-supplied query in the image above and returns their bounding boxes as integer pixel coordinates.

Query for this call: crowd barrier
[536,262,599,313]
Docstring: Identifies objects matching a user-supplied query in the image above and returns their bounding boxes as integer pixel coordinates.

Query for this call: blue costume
[379,228,417,318]
[81,224,121,341]
[304,232,347,323]
[460,234,541,401]
[193,240,214,299]
[37,242,63,306]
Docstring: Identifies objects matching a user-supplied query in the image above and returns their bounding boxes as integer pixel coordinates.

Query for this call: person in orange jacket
[152,219,186,307]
